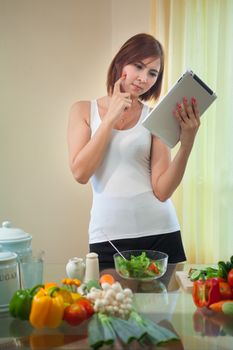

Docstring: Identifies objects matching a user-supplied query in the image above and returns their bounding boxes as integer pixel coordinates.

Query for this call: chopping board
[175,271,193,293]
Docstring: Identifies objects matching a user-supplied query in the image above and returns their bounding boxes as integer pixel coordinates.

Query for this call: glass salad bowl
[113,250,168,281]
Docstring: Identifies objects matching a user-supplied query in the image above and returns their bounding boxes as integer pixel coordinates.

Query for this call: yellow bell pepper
[29,286,64,329]
[71,292,83,302]
[43,282,73,306]
[58,288,73,305]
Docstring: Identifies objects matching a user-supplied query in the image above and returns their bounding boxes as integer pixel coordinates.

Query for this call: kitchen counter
[0,263,232,349]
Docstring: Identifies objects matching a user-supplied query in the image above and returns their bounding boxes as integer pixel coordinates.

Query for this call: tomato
[63,302,87,326]
[219,282,232,300]
[227,269,233,287]
[148,263,159,274]
[78,298,94,317]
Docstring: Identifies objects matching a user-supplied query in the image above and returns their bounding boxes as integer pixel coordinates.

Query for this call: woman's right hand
[104,75,132,126]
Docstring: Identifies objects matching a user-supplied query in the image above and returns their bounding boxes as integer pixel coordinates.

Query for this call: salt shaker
[66,257,85,281]
[84,252,99,283]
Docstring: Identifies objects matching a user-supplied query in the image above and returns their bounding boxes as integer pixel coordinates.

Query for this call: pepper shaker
[84,252,99,283]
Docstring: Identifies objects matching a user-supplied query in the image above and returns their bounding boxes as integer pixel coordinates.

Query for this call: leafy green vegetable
[218,261,230,280]
[190,270,202,281]
[188,255,233,282]
[116,252,162,278]
[86,279,101,291]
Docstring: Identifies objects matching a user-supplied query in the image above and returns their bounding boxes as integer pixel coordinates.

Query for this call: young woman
[67,33,200,269]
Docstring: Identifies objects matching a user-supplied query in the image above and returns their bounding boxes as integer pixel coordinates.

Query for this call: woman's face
[121,56,161,97]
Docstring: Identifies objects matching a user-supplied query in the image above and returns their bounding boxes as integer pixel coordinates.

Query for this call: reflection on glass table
[0,262,232,350]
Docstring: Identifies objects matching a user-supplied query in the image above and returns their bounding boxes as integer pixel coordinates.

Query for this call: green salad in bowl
[113,250,168,281]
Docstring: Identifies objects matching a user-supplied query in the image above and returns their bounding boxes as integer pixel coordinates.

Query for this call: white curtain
[150,0,233,263]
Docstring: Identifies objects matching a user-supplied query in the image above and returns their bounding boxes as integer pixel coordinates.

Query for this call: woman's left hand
[173,96,200,149]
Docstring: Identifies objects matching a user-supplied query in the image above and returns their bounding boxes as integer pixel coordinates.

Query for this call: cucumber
[222,302,233,317]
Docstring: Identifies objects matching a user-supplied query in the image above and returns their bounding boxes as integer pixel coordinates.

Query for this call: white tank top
[89,100,180,243]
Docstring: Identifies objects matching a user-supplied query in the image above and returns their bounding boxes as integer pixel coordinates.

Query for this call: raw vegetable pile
[189,255,233,316]
[9,273,179,349]
[115,251,163,278]
[9,278,94,328]
[85,275,179,349]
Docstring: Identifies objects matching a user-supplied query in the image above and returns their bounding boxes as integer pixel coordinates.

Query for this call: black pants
[90,231,186,270]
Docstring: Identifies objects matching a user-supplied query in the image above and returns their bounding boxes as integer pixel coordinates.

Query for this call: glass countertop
[0,263,232,349]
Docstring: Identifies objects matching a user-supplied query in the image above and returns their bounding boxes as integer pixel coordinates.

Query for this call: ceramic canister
[0,221,32,261]
[0,249,20,311]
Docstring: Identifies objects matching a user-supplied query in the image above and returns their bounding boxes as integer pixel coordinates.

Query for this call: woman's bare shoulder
[70,100,91,114]
[69,100,91,125]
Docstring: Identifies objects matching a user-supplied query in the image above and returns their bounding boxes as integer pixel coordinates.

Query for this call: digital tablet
[142,70,217,148]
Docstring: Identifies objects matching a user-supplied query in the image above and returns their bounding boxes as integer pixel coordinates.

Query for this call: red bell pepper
[192,278,222,308]
[227,268,233,287]
[192,279,206,307]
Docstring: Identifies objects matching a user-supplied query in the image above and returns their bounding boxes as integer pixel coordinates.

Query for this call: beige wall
[0,0,150,263]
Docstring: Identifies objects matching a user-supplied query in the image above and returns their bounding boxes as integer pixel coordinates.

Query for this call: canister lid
[0,221,31,241]
[86,252,98,259]
[0,251,18,263]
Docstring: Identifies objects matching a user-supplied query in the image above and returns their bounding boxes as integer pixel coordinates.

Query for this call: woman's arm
[67,77,132,184]
[67,101,114,184]
[151,97,200,201]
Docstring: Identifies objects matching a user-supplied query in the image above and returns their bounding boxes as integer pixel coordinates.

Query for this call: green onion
[129,310,179,345]
[109,315,146,343]
[88,313,115,349]
[88,310,179,349]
